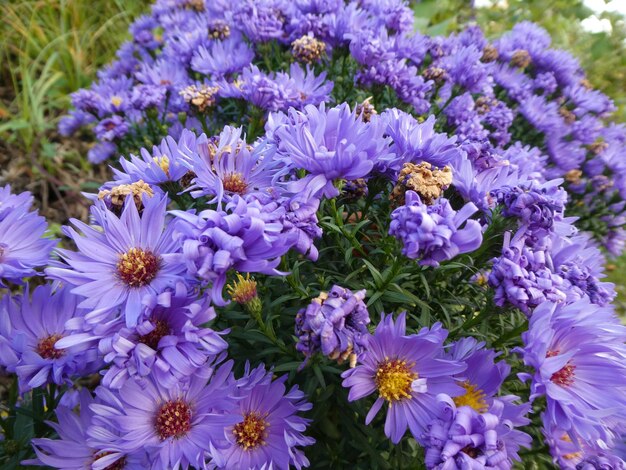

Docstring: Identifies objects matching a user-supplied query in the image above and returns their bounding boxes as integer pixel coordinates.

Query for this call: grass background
[0,0,624,309]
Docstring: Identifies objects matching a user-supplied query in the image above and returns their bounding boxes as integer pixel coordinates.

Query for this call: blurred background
[1,0,625,305]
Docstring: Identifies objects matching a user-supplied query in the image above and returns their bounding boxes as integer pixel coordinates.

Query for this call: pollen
[227,273,258,305]
[117,248,161,288]
[560,434,583,461]
[153,155,170,177]
[179,84,219,112]
[138,319,171,350]
[110,96,123,107]
[98,180,155,214]
[233,411,269,450]
[155,399,193,440]
[547,350,576,387]
[453,381,488,413]
[291,35,326,64]
[36,334,65,360]
[391,162,453,206]
[375,358,417,403]
[209,20,230,39]
[222,172,248,194]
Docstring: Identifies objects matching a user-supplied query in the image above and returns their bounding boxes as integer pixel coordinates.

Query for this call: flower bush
[1,0,626,468]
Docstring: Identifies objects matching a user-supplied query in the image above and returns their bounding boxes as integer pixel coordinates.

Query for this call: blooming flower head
[90,365,238,470]
[389,191,483,267]
[342,313,466,443]
[184,126,281,203]
[85,283,229,389]
[295,285,370,365]
[210,364,314,470]
[422,394,531,469]
[27,389,148,470]
[446,338,511,413]
[172,194,298,305]
[46,194,189,327]
[0,284,101,393]
[0,186,56,284]
[273,103,393,199]
[519,298,626,447]
[113,129,198,185]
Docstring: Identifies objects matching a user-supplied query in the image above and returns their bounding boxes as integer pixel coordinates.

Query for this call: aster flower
[295,285,370,365]
[88,141,117,164]
[519,298,626,447]
[183,126,281,203]
[190,33,254,77]
[112,129,197,185]
[26,389,148,470]
[273,103,393,199]
[0,284,101,393]
[90,365,238,470]
[210,364,314,470]
[389,191,483,267]
[445,338,511,413]
[422,394,531,469]
[172,194,298,305]
[68,283,229,389]
[0,186,56,284]
[342,313,466,443]
[46,194,189,327]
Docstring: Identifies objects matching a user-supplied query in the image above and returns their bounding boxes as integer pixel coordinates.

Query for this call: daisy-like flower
[519,298,626,447]
[26,389,147,470]
[210,364,314,470]
[273,103,394,199]
[46,194,189,327]
[341,313,466,443]
[0,284,101,393]
[0,185,56,284]
[423,394,531,469]
[183,126,281,203]
[112,129,198,185]
[90,365,239,470]
[446,337,511,413]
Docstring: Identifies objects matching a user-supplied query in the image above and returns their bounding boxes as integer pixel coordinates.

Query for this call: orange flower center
[36,334,65,360]
[117,248,160,287]
[233,412,269,450]
[222,172,248,194]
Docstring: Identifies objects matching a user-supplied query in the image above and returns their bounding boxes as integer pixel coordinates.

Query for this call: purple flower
[0,186,56,284]
[519,298,626,447]
[183,126,281,203]
[26,389,148,469]
[90,365,238,469]
[210,364,314,469]
[423,394,531,469]
[445,338,511,413]
[190,34,254,76]
[130,84,167,110]
[58,110,95,136]
[88,141,117,163]
[172,194,298,305]
[342,313,466,443]
[295,285,370,364]
[233,0,288,43]
[273,103,393,199]
[113,129,197,185]
[389,191,483,267]
[0,284,101,393]
[78,283,229,389]
[47,194,189,327]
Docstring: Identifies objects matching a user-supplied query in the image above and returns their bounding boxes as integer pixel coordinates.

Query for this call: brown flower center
[36,334,65,360]
[137,320,171,350]
[155,399,192,440]
[117,248,160,288]
[233,412,269,450]
[222,172,248,194]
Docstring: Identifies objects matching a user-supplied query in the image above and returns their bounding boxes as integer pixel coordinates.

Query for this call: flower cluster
[2,0,626,468]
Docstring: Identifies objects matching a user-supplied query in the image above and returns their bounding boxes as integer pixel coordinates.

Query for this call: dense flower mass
[2,0,626,468]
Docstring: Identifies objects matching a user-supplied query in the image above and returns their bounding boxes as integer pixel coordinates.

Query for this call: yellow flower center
[453,381,488,413]
[375,358,417,403]
[153,155,170,177]
[117,248,161,288]
[233,412,269,450]
[110,96,123,107]
[222,172,248,194]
